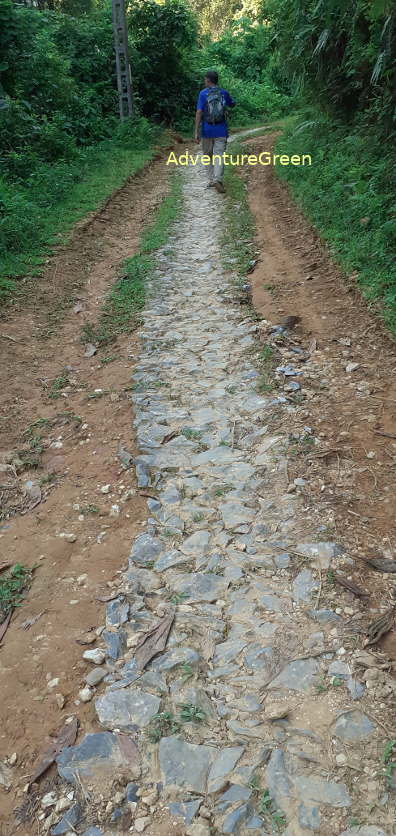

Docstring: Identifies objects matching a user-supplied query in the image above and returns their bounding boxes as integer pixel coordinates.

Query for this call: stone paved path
[48,146,395,836]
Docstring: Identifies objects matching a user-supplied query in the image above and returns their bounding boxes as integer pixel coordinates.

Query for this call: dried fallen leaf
[365,607,395,647]
[0,611,12,645]
[84,343,97,358]
[361,557,396,573]
[333,574,369,598]
[161,431,178,445]
[95,593,119,603]
[134,610,175,670]
[75,632,96,646]
[117,442,133,468]
[29,716,78,784]
[20,611,46,630]
[0,562,11,574]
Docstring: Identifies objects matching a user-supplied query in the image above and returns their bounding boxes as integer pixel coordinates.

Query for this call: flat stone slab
[294,775,351,807]
[168,799,201,824]
[159,736,216,793]
[171,573,229,602]
[150,646,200,672]
[154,550,189,571]
[57,732,139,786]
[213,640,248,665]
[295,541,343,569]
[207,746,244,793]
[130,533,162,565]
[293,569,318,603]
[180,531,211,555]
[334,709,374,741]
[219,501,255,529]
[95,688,160,731]
[269,658,320,692]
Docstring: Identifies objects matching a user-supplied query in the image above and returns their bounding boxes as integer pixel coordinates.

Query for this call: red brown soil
[0,153,175,834]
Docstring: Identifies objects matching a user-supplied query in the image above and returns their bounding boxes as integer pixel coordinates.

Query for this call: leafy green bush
[276,114,396,330]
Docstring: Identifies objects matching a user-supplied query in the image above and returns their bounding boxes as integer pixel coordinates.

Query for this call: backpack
[204,86,226,124]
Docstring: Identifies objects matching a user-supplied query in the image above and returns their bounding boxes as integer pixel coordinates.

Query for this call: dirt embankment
[0,152,174,833]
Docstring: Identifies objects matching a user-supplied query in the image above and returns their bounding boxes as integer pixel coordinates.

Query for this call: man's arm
[195,109,202,143]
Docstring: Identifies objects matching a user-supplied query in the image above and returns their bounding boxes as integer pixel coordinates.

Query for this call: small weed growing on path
[179,662,194,683]
[315,676,328,694]
[24,418,51,437]
[178,703,206,724]
[383,740,396,786]
[214,484,233,497]
[272,811,286,831]
[0,564,32,621]
[181,428,202,441]
[146,712,180,743]
[222,148,256,283]
[167,591,188,605]
[260,790,271,812]
[100,355,116,365]
[39,472,56,486]
[48,374,69,399]
[81,504,99,515]
[82,175,182,347]
[192,513,204,522]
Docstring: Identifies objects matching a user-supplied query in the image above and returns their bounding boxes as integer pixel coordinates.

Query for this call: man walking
[195,70,235,194]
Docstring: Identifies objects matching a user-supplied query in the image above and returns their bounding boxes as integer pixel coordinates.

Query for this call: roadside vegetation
[1,0,395,328]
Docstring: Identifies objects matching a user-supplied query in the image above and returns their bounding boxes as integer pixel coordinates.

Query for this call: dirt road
[1,131,395,836]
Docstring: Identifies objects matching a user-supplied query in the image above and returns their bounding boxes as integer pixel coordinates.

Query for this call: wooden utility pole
[112,0,133,120]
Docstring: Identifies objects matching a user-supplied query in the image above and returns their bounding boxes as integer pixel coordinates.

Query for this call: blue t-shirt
[197,87,235,138]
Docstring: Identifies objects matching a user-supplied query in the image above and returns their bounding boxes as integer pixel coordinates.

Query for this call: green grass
[0,118,164,307]
[81,174,182,346]
[276,113,396,333]
[222,143,256,282]
[145,712,181,743]
[0,564,32,621]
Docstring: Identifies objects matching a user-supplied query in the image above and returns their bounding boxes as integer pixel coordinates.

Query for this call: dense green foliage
[1,0,395,325]
[268,0,396,135]
[277,115,396,328]
[199,18,291,125]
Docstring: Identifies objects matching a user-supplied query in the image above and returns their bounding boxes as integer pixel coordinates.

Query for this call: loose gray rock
[334,710,375,742]
[85,668,107,687]
[130,533,162,564]
[51,803,81,835]
[269,658,320,692]
[168,799,202,824]
[293,569,318,603]
[294,775,351,807]
[102,630,126,661]
[222,803,252,834]
[159,736,216,793]
[179,531,211,555]
[106,598,129,627]
[150,646,200,672]
[216,784,252,812]
[57,732,139,786]
[95,688,160,731]
[171,572,229,602]
[296,542,343,569]
[207,746,244,793]
[298,802,320,830]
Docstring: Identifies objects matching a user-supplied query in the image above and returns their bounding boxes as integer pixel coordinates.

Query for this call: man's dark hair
[205,70,218,85]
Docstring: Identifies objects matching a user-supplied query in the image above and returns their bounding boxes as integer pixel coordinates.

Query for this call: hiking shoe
[214,182,225,194]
